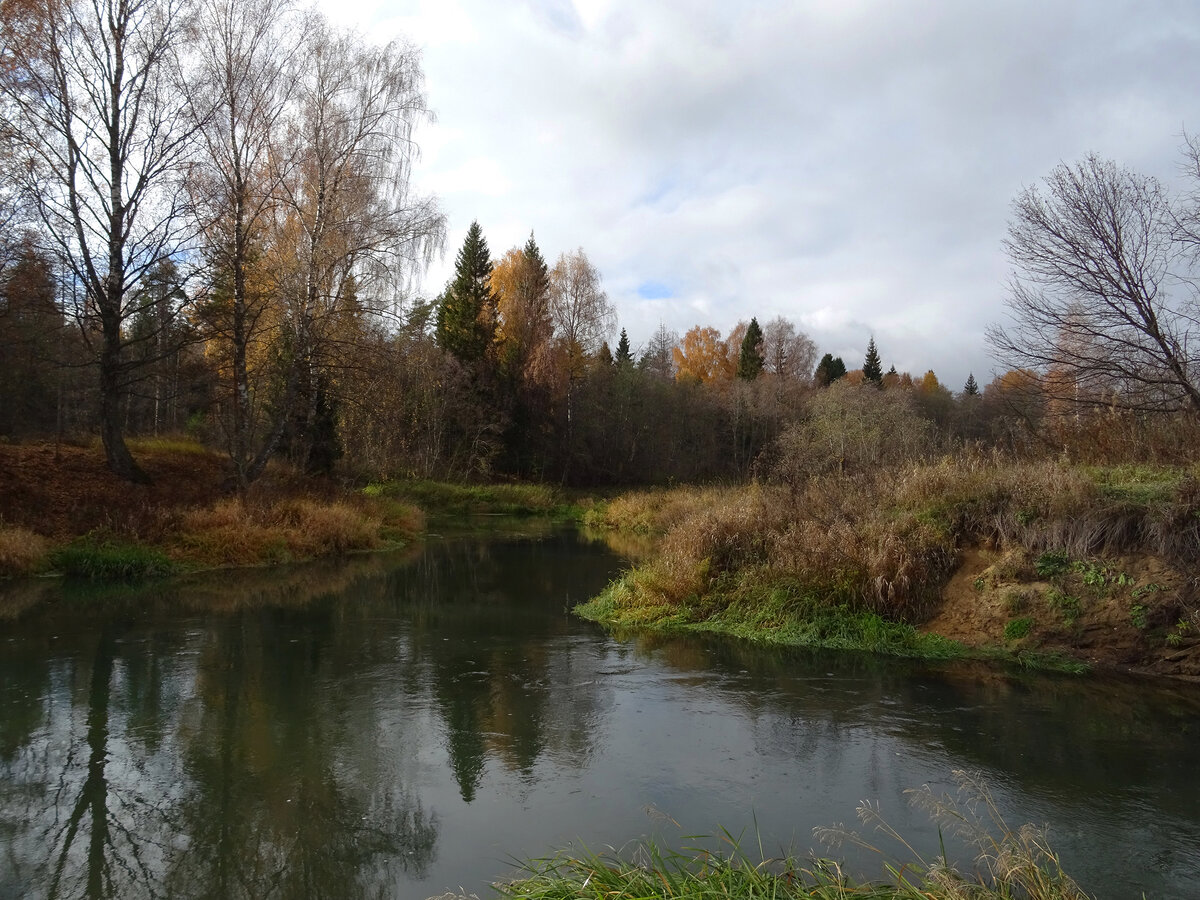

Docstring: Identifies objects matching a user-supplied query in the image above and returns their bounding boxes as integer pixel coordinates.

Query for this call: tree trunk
[98,347,150,484]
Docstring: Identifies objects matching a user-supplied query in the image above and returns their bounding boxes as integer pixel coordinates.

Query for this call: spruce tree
[615,328,633,367]
[814,353,847,387]
[436,221,496,364]
[862,337,883,384]
[963,373,980,396]
[737,317,764,380]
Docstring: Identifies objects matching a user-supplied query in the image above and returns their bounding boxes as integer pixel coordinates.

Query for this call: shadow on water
[2,531,1200,899]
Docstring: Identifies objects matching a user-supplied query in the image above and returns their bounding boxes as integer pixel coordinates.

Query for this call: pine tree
[597,341,614,367]
[436,221,496,364]
[814,353,847,387]
[862,337,883,384]
[615,328,633,367]
[737,317,764,380]
[963,373,980,396]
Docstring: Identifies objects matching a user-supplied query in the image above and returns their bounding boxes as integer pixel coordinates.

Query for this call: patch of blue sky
[637,281,673,300]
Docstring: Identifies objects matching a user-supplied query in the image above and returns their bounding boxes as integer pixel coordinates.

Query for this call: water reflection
[2,535,1200,899]
[0,535,620,899]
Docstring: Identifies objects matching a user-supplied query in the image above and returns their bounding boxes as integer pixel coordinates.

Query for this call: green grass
[50,538,176,581]
[576,578,968,662]
[462,770,1092,900]
[362,479,577,520]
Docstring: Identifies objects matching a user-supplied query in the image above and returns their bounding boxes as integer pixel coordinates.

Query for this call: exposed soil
[926,543,1200,680]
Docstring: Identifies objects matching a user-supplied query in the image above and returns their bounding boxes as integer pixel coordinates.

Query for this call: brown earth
[0,440,343,541]
[926,543,1200,680]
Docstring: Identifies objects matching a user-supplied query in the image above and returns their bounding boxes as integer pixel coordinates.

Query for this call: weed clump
[0,526,50,577]
[51,539,175,580]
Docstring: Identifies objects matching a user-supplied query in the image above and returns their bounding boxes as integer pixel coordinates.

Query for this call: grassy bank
[0,440,597,580]
[456,771,1091,900]
[579,457,1200,676]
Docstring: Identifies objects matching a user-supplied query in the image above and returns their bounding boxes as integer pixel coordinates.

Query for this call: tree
[673,325,728,383]
[862,337,883,385]
[493,233,552,380]
[988,152,1200,416]
[736,317,764,380]
[437,221,496,365]
[814,353,846,387]
[2,0,201,482]
[639,322,677,379]
[963,373,979,396]
[189,0,304,489]
[615,328,633,367]
[548,248,614,377]
[761,316,817,382]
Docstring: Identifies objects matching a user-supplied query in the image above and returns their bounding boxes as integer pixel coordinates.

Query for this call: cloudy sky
[320,0,1200,389]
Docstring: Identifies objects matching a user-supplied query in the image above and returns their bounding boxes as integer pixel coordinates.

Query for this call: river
[1,529,1198,899]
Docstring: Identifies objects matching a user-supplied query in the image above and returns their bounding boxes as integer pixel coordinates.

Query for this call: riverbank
[448,770,1090,900]
[578,457,1200,679]
[0,440,577,579]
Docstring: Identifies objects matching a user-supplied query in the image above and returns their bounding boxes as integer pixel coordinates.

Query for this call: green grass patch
[51,539,176,581]
[482,770,1092,900]
[362,479,577,520]
[1003,616,1033,641]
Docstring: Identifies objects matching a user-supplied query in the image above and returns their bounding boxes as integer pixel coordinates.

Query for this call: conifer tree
[737,317,764,380]
[862,337,883,384]
[615,328,633,367]
[815,353,847,386]
[436,221,496,364]
[597,341,614,367]
[963,372,980,396]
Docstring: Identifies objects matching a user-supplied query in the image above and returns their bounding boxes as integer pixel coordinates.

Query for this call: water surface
[2,531,1198,899]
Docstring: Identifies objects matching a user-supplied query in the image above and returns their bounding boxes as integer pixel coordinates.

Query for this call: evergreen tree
[963,372,980,396]
[814,353,847,387]
[436,221,496,364]
[615,328,633,367]
[597,341,614,367]
[862,337,883,384]
[736,317,764,380]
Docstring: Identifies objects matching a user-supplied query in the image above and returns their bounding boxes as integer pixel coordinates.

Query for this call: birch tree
[1,0,200,482]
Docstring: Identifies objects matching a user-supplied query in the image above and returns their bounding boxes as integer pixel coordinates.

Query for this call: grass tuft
[477,770,1091,900]
[0,526,50,577]
[50,538,175,580]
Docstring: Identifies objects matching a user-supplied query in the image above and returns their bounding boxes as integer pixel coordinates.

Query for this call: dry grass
[174,497,386,567]
[0,525,50,577]
[589,457,1200,636]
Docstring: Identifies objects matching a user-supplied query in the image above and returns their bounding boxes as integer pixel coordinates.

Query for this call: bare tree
[264,20,443,477]
[549,248,614,376]
[188,0,305,490]
[1,0,200,481]
[761,315,817,382]
[987,153,1200,416]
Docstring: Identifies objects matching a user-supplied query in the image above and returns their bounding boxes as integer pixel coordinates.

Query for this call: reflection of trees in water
[0,619,186,899]
[167,610,439,898]
[0,534,625,895]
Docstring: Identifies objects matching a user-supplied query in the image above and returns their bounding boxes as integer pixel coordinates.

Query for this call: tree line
[2,0,1197,486]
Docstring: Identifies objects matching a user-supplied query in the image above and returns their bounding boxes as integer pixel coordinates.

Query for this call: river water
[2,530,1199,899]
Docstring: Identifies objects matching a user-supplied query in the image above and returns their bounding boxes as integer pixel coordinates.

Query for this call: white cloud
[320,0,1200,388]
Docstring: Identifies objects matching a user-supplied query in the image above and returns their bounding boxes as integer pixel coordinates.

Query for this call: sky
[317,0,1200,390]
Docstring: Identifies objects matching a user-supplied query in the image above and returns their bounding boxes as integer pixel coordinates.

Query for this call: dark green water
[2,531,1199,899]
